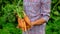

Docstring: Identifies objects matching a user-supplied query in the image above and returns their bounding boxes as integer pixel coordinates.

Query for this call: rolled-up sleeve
[41,0,51,22]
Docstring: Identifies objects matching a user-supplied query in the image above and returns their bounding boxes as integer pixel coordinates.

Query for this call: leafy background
[0,0,60,34]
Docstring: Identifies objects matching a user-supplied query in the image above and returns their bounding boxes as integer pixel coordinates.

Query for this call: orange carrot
[23,11,31,30]
[24,16,31,26]
[17,17,27,31]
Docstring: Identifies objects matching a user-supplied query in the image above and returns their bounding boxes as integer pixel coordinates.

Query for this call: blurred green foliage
[0,0,60,34]
[0,0,23,34]
[46,0,60,34]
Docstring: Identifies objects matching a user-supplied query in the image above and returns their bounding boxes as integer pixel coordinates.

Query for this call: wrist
[31,22,36,26]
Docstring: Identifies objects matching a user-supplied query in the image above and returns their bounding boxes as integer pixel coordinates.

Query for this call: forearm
[31,18,46,26]
[24,14,49,26]
[24,16,47,26]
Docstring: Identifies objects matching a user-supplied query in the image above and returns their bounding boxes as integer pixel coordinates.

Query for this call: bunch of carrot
[16,7,31,31]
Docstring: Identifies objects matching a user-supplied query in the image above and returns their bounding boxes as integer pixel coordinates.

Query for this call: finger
[26,25,31,30]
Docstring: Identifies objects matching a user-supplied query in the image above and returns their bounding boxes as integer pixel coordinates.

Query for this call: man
[19,0,51,34]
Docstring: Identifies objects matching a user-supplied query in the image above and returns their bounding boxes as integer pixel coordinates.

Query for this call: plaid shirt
[23,0,51,34]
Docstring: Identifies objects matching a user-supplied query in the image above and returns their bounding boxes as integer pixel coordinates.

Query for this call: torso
[23,0,41,22]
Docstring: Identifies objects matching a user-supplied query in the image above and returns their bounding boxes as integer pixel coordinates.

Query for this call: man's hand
[24,16,33,30]
[26,22,32,30]
[24,16,31,26]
